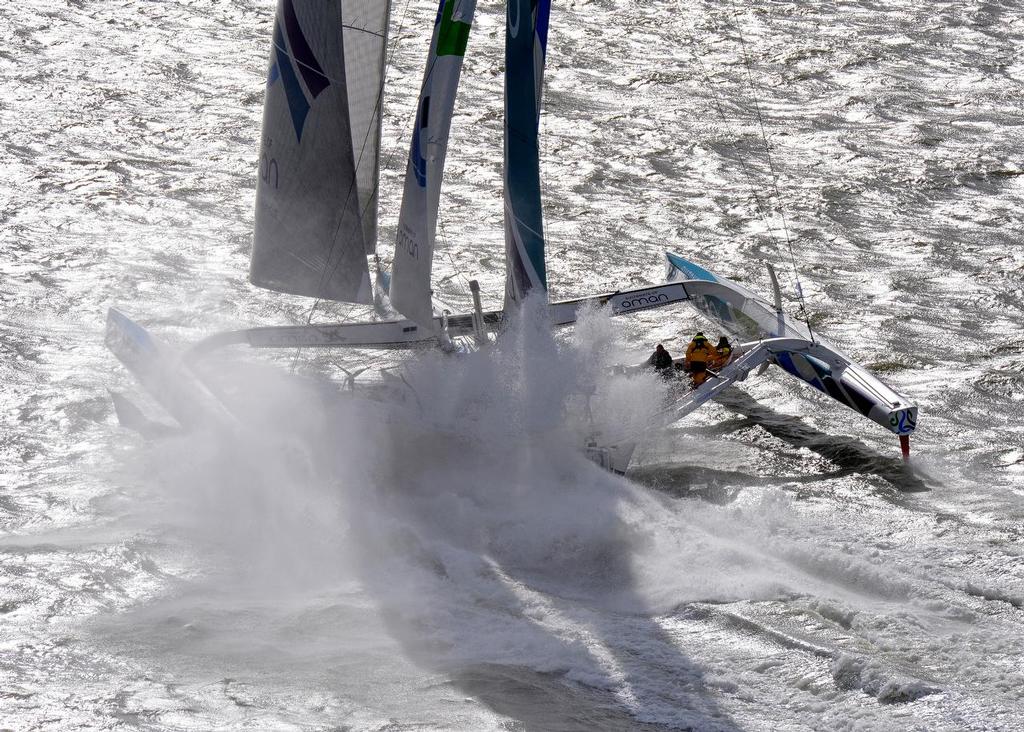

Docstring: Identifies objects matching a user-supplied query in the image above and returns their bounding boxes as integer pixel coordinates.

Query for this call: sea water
[2,0,1023,729]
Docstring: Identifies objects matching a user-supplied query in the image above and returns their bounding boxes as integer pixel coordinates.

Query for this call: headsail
[503,0,551,311]
[250,0,391,304]
[389,0,477,329]
[343,1,391,255]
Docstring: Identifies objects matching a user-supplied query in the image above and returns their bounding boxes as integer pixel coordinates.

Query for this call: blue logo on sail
[410,96,430,187]
[267,0,330,142]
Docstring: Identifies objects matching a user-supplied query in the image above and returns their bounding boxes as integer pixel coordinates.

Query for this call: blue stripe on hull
[666,252,717,282]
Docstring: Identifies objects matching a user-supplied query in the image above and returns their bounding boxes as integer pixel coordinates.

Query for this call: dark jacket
[649,348,673,370]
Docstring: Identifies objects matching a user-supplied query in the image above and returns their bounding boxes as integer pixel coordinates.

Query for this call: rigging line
[309,0,459,322]
[725,0,815,342]
[439,217,473,295]
[304,0,413,327]
[360,0,427,258]
[376,0,477,219]
[360,34,451,275]
[687,45,783,251]
[425,219,470,319]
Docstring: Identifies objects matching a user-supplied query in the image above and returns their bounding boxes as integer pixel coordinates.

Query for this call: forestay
[250,0,391,304]
[503,0,551,310]
[389,0,477,329]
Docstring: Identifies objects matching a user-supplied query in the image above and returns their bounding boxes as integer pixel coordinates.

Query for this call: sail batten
[503,0,551,311]
[389,0,477,329]
[250,0,390,304]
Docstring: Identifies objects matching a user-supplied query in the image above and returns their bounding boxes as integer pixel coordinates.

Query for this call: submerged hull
[105,309,641,474]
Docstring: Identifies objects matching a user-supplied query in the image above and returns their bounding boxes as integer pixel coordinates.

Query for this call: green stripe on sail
[437,0,470,57]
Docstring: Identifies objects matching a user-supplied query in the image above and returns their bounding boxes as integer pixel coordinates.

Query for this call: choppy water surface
[2,0,1023,729]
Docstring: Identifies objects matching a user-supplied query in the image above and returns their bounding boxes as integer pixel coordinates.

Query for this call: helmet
[693,332,706,342]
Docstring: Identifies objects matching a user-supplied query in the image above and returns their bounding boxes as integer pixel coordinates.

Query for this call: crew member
[714,336,733,368]
[684,332,717,386]
[648,343,674,375]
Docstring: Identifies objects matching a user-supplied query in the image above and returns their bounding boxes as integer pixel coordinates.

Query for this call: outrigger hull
[665,252,918,439]
[105,309,235,431]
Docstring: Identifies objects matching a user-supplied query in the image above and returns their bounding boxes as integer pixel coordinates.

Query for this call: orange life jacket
[685,341,717,365]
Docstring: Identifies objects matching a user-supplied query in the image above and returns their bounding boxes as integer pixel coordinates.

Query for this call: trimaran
[105,0,918,474]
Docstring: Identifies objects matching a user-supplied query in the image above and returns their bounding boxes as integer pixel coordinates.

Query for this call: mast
[249,0,391,304]
[389,0,477,329]
[502,0,551,312]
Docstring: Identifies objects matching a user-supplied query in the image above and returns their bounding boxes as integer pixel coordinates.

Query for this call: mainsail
[389,0,477,329]
[250,0,390,304]
[503,0,552,310]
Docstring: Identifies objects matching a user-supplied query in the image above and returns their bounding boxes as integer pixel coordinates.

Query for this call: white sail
[342,1,391,254]
[389,0,477,329]
[250,0,390,304]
